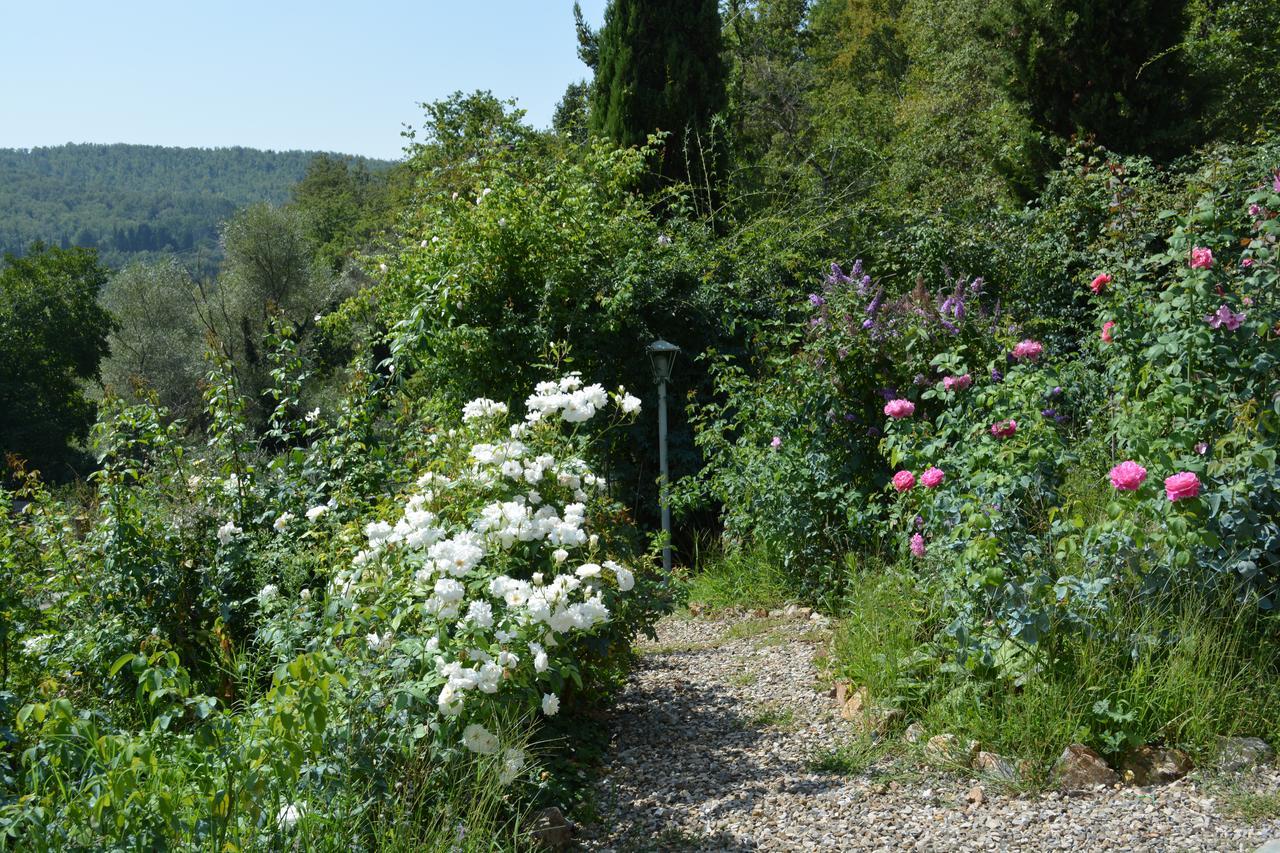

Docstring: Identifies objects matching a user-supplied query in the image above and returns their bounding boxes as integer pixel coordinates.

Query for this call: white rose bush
[329,372,651,759]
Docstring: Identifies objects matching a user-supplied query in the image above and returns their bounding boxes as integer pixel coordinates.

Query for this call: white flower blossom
[463,723,500,754]
[541,693,560,716]
[216,521,242,545]
[499,748,525,785]
[305,504,329,522]
[273,512,294,531]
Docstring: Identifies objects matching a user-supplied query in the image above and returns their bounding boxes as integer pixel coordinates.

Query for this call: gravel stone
[578,613,1280,851]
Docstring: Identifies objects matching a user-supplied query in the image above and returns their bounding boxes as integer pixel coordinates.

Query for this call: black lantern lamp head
[646,339,680,384]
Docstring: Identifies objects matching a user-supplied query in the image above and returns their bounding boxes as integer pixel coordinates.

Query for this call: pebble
[578,613,1280,851]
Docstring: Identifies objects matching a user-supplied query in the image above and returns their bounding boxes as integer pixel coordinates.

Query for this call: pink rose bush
[1109,460,1147,491]
[990,419,1017,438]
[892,470,916,492]
[884,399,915,419]
[1164,471,1201,502]
[1190,247,1214,269]
[1011,339,1044,361]
[1101,320,1115,343]
[1089,273,1112,294]
[942,374,972,392]
[920,467,945,488]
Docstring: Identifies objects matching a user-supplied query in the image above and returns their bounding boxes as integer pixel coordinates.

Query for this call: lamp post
[646,339,680,573]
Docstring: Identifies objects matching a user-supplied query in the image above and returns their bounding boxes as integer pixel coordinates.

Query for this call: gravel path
[579,612,1280,852]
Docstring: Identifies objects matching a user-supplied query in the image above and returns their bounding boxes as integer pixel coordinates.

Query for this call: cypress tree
[589,0,727,188]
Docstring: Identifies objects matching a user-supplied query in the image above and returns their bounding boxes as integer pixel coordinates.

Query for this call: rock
[1052,745,1120,790]
[974,751,1018,782]
[688,602,705,616]
[784,604,813,619]
[525,806,574,849]
[768,608,785,618]
[1120,745,1193,786]
[1216,736,1275,772]
[925,734,979,767]
[904,722,926,744]
[834,682,857,707]
[853,707,904,737]
[967,784,985,806]
[838,686,870,720]
[1254,841,1280,853]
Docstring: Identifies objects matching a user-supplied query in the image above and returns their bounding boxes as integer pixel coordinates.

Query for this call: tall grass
[831,568,1280,780]
[686,542,793,611]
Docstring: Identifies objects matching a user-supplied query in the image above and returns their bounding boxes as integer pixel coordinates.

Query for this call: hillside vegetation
[0,143,391,269]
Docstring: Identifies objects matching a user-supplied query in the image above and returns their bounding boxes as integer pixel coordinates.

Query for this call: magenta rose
[1164,471,1201,501]
[1011,339,1044,361]
[1190,247,1214,269]
[920,467,945,489]
[884,399,916,419]
[892,470,916,492]
[910,533,926,559]
[990,419,1017,438]
[1109,460,1147,491]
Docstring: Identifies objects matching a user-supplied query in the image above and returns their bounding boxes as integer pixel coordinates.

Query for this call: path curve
[579,612,1280,851]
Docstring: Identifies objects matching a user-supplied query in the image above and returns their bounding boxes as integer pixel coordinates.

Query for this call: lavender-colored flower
[877,387,898,401]
[913,373,927,386]
[991,367,1003,383]
[809,293,826,307]
[865,286,885,317]
[1273,171,1280,193]
[1251,203,1263,218]
[1204,304,1246,331]
[844,412,857,422]
[851,259,863,278]
[1050,386,1063,397]
[914,514,925,530]
[940,319,959,335]
[861,318,874,330]
[1195,441,1208,455]
[1041,407,1056,418]
[838,347,849,360]
[970,277,984,294]
[866,426,882,438]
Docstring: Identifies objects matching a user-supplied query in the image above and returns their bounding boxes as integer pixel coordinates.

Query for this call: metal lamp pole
[647,339,680,573]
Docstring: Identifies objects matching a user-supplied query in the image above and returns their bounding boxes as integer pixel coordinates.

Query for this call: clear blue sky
[0,1,606,160]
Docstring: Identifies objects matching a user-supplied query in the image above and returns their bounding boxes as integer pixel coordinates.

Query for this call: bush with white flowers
[330,372,649,758]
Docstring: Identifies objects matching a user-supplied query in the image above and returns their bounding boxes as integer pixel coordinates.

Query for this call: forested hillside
[0,143,391,269]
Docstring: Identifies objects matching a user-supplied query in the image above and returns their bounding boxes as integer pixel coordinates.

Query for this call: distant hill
[0,143,393,271]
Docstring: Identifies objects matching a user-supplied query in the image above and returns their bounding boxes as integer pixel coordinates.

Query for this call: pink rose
[1190,247,1214,269]
[920,467,945,489]
[884,399,916,419]
[1109,460,1147,491]
[1164,471,1201,502]
[892,470,916,492]
[1011,339,1044,361]
[1101,320,1115,344]
[990,419,1017,438]
[1242,258,1254,268]
[910,533,926,559]
[942,374,972,392]
[770,436,782,450]
[1089,273,1112,294]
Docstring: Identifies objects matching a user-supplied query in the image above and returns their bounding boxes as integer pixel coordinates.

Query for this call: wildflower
[809,293,825,307]
[257,584,279,604]
[920,467,945,489]
[1011,339,1044,361]
[892,470,916,492]
[1190,247,1214,269]
[1204,305,1246,331]
[910,533,926,559]
[657,234,672,247]
[1101,320,1115,343]
[216,521,242,545]
[1242,258,1254,268]
[542,693,560,716]
[884,399,915,419]
[462,723,500,755]
[990,419,1017,439]
[1195,441,1208,456]
[991,367,1003,383]
[1109,460,1147,491]
[1165,471,1201,502]
[305,504,329,522]
[273,512,294,531]
[1089,273,1112,294]
[304,407,320,422]
[771,435,782,449]
[942,374,972,393]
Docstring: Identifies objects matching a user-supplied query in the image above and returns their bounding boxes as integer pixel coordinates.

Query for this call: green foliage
[0,144,389,270]
[0,244,114,481]
[685,542,792,611]
[590,0,728,187]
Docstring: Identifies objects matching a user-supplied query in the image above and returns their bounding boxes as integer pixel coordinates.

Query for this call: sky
[0,1,607,160]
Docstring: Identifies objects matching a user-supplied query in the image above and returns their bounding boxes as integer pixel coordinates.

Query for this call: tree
[99,259,206,419]
[0,244,113,481]
[588,0,728,188]
[987,0,1196,157]
[553,81,592,143]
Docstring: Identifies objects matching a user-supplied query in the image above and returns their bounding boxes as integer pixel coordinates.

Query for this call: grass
[746,703,796,730]
[685,543,791,611]
[806,736,888,774]
[1221,788,1280,822]
[829,566,1280,784]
